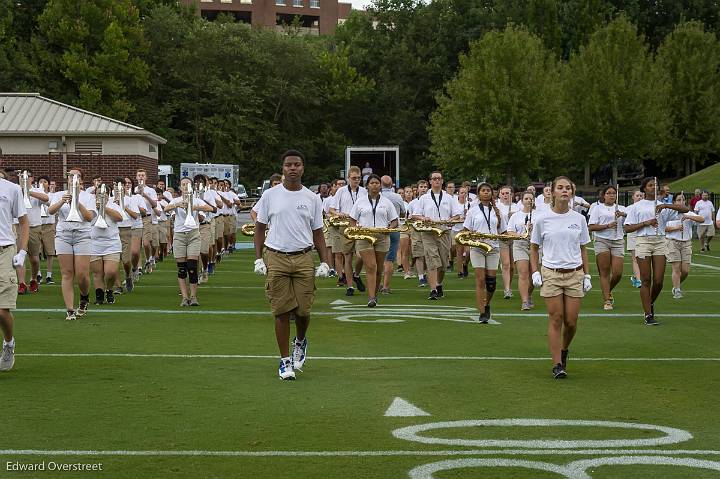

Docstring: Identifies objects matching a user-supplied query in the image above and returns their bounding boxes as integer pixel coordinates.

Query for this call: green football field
[4,240,720,478]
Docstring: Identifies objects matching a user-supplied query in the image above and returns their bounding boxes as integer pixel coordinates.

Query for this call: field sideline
[4,242,720,478]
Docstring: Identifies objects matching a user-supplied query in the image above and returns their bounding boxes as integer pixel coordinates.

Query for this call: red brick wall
[0,153,158,186]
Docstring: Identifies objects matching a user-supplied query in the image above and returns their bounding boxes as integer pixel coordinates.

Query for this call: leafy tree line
[0,0,718,186]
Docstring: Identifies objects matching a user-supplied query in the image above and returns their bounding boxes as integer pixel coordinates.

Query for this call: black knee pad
[187,259,198,284]
[177,262,188,279]
[485,275,497,293]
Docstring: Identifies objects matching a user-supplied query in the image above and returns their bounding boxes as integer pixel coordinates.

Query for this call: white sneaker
[278,359,295,380]
[503,289,513,299]
[0,342,15,371]
[292,337,307,370]
[672,288,683,299]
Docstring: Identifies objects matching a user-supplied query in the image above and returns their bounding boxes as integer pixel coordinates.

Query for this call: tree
[429,26,566,185]
[564,15,670,185]
[656,21,720,176]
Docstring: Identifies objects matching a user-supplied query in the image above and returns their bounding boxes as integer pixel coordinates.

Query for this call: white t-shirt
[27,186,48,227]
[693,199,715,225]
[571,196,589,214]
[332,185,367,214]
[114,191,139,228]
[157,198,169,222]
[203,190,218,220]
[349,194,399,228]
[0,179,27,246]
[463,203,508,249]
[91,201,122,255]
[507,210,532,236]
[665,213,694,241]
[322,196,334,215]
[496,201,519,222]
[130,194,145,229]
[256,184,323,252]
[414,190,463,222]
[138,186,159,224]
[588,203,626,241]
[531,209,590,269]
[624,199,674,237]
[170,196,203,233]
[54,190,97,232]
[452,198,473,232]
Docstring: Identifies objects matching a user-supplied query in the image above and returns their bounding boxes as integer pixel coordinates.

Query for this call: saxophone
[240,223,255,236]
[343,225,410,245]
[454,226,530,253]
[326,214,350,227]
[407,218,464,236]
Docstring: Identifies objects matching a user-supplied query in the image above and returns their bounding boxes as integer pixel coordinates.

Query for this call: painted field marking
[385,398,431,417]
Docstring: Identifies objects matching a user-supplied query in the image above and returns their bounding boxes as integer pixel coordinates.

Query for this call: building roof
[0,93,167,144]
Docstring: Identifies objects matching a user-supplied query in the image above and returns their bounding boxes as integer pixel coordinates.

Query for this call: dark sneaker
[561,349,569,370]
[645,314,660,326]
[94,288,105,305]
[428,289,439,300]
[650,303,655,317]
[345,287,354,297]
[337,274,346,287]
[105,289,115,304]
[189,297,199,307]
[418,277,428,287]
[328,269,337,278]
[65,310,77,321]
[484,304,491,322]
[478,311,488,324]
[353,274,366,292]
[457,271,464,278]
[367,298,377,308]
[552,363,567,379]
[436,284,444,298]
[77,298,89,317]
[114,286,123,295]
[45,276,54,285]
[125,277,134,293]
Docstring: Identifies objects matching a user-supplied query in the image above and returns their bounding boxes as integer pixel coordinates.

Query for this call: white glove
[531,271,543,287]
[583,274,592,292]
[253,258,267,275]
[315,262,330,278]
[12,249,27,268]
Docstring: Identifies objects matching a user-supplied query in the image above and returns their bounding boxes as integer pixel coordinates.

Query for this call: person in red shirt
[689,189,702,210]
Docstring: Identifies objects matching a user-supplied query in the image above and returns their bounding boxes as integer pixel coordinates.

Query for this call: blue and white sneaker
[278,358,295,380]
[292,337,307,370]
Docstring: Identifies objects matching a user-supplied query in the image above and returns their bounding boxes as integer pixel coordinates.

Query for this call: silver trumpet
[66,174,83,222]
[115,181,130,221]
[135,178,145,195]
[183,182,197,228]
[95,184,109,229]
[20,170,32,209]
[39,181,49,218]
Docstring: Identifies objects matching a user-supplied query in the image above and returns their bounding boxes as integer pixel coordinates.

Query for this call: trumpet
[135,178,145,195]
[115,181,130,221]
[343,225,410,245]
[65,174,83,222]
[454,226,530,252]
[407,218,464,236]
[20,170,32,209]
[183,182,197,228]
[95,184,109,229]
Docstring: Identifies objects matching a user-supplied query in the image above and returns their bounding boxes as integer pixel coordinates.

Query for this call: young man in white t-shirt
[693,191,715,251]
[254,150,330,380]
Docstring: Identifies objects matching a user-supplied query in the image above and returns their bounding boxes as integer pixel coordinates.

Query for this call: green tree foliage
[564,15,670,185]
[429,26,566,185]
[656,21,720,175]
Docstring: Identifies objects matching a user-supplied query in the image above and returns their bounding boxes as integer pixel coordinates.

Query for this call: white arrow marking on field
[331,299,352,305]
[385,397,431,417]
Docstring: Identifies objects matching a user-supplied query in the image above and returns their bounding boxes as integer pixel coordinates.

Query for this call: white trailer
[180,163,240,187]
[344,146,400,187]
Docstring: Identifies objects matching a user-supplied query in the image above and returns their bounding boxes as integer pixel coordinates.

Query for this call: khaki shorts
[336,226,355,255]
[173,229,201,259]
[230,215,237,232]
[594,237,625,257]
[265,250,316,317]
[499,239,511,251]
[28,225,43,257]
[513,240,530,262]
[635,236,667,259]
[142,217,159,247]
[41,223,56,256]
[470,247,500,270]
[0,245,18,310]
[666,238,692,263]
[131,227,143,239]
[422,231,451,271]
[330,227,344,254]
[119,227,132,263]
[215,217,224,240]
[199,223,212,254]
[223,215,232,236]
[90,253,121,263]
[410,230,425,258]
[698,224,715,238]
[355,234,391,253]
[540,266,585,298]
[626,233,637,252]
[158,221,168,243]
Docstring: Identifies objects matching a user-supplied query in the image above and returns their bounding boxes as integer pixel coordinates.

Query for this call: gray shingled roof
[0,93,166,144]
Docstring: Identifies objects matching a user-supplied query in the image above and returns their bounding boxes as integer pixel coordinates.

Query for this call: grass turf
[670,161,720,195]
[4,242,720,478]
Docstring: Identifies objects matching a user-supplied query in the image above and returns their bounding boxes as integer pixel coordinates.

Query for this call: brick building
[185,0,353,35]
[0,93,166,186]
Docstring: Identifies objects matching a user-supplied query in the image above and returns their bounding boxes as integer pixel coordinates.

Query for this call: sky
[349,0,371,10]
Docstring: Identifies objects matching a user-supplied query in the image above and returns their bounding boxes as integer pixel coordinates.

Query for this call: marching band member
[156,187,169,262]
[47,168,97,320]
[329,166,366,296]
[135,169,159,274]
[666,193,703,299]
[625,190,644,288]
[399,187,415,279]
[165,178,213,306]
[90,183,124,305]
[496,185,519,299]
[624,177,689,325]
[379,175,405,294]
[321,181,338,277]
[588,185,627,310]
[209,177,225,264]
[535,185,552,214]
[693,191,715,252]
[530,177,591,379]
[0,174,28,371]
[507,191,535,310]
[194,175,214,284]
[21,170,49,294]
[408,180,428,286]
[38,176,56,285]
[453,186,472,278]
[412,170,462,300]
[253,150,330,380]
[349,174,399,306]
[128,177,146,286]
[112,177,140,294]
[463,182,507,323]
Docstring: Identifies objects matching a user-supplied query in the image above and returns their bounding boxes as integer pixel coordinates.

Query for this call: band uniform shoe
[114,286,123,296]
[45,276,54,285]
[561,349,569,370]
[198,273,206,285]
[180,298,191,307]
[105,289,115,305]
[707,244,711,251]
[379,288,391,295]
[609,293,614,305]
[418,277,428,287]
[29,280,39,293]
[17,283,27,295]
[328,269,337,278]
[66,310,77,321]
[672,288,683,299]
[521,302,531,311]
[436,285,444,298]
[207,262,215,275]
[478,305,490,324]
[125,277,134,293]
[428,289,439,300]
[353,274,366,292]
[95,289,105,305]
[552,363,567,379]
[528,300,535,309]
[367,298,377,308]
[292,337,307,370]
[77,299,89,317]
[345,287,354,297]
[189,297,199,307]
[701,246,706,252]
[36,274,41,283]
[644,314,659,326]
[0,342,15,371]
[404,272,416,280]
[603,300,614,310]
[503,289,513,299]
[337,274,346,287]
[630,276,641,288]
[457,271,464,278]
[279,359,296,380]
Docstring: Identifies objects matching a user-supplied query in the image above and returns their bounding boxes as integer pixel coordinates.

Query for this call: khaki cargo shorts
[540,266,585,298]
[594,237,625,257]
[355,234,390,254]
[666,238,692,263]
[28,225,43,257]
[422,231,451,271]
[0,245,17,310]
[41,223,56,256]
[635,236,667,259]
[265,250,316,317]
[470,247,500,270]
[119,227,132,263]
[173,229,201,259]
